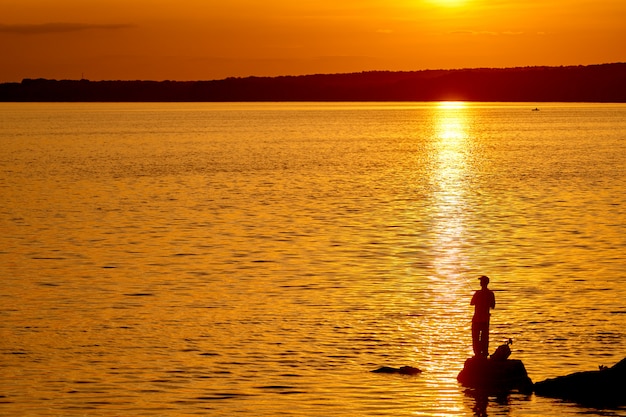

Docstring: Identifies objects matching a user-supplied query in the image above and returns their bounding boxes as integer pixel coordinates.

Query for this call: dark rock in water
[457,356,533,393]
[372,366,422,375]
[534,357,626,406]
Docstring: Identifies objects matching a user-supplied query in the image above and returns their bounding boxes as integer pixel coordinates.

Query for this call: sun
[428,0,467,7]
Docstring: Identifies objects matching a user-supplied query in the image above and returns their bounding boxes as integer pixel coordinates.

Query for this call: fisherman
[471,275,496,357]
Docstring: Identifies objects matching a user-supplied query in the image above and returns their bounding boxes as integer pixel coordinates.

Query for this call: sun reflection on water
[431,102,471,281]
[419,102,477,415]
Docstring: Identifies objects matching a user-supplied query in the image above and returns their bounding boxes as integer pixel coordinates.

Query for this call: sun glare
[428,0,467,7]
[438,101,467,110]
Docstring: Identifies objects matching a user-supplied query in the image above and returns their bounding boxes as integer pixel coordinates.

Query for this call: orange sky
[1,0,624,82]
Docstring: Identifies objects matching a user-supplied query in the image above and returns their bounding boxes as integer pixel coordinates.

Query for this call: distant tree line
[1,63,625,102]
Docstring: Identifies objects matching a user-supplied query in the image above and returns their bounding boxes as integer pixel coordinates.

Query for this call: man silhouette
[471,275,496,357]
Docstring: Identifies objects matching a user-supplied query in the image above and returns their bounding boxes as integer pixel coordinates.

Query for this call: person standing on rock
[471,275,496,357]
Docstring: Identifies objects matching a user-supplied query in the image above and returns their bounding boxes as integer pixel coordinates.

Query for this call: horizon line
[4,61,625,84]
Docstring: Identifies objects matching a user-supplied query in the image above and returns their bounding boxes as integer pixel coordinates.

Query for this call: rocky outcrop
[534,357,626,406]
[457,356,533,393]
[371,366,422,375]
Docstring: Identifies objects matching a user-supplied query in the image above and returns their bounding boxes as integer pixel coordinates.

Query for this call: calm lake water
[1,102,625,416]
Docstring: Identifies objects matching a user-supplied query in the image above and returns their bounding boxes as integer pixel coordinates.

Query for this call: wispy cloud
[450,30,525,36]
[450,30,498,36]
[0,22,134,35]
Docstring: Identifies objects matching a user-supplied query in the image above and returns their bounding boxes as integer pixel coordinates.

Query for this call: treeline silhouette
[1,63,625,102]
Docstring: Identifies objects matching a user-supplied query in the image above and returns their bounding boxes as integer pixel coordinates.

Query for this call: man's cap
[479,275,489,282]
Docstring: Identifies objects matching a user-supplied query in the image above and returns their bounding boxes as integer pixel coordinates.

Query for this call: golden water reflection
[422,102,477,415]
[431,102,472,281]
[5,103,622,416]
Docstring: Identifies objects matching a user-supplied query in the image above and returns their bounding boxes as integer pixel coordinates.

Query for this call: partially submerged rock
[534,357,626,406]
[457,356,533,393]
[371,365,422,375]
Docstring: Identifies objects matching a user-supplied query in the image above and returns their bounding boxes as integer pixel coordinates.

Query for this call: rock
[534,357,626,406]
[457,356,533,393]
[371,365,422,375]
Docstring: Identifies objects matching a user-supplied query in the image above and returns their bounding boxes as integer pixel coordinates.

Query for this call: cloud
[450,30,524,36]
[0,22,134,35]
[450,30,498,36]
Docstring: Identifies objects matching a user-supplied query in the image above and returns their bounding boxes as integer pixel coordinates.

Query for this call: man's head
[479,275,490,287]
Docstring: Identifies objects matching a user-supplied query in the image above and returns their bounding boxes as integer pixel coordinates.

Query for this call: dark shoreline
[1,63,625,102]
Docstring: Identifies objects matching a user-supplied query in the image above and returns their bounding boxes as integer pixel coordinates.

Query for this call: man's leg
[479,323,490,357]
[471,322,481,356]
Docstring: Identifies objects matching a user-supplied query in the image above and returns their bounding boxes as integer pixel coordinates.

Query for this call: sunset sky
[1,0,625,82]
